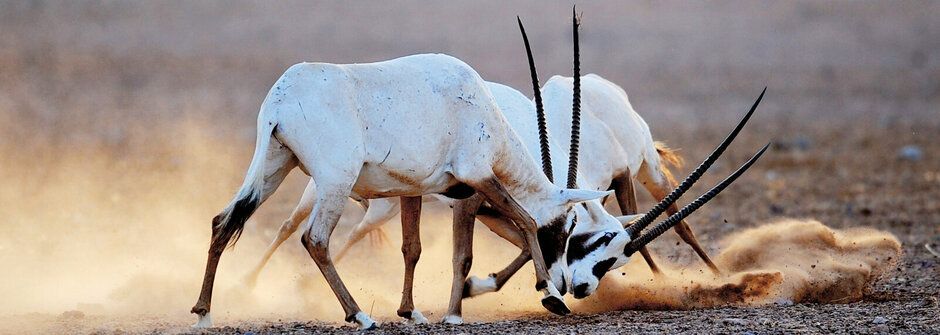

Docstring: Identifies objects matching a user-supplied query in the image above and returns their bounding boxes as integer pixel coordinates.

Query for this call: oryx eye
[595,231,616,246]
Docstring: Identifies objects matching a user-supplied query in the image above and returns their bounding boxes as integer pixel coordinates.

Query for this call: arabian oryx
[442,13,769,307]
[189,51,623,328]
[240,10,769,323]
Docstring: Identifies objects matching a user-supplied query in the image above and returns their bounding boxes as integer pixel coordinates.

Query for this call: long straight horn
[624,87,766,237]
[518,16,554,182]
[625,143,770,255]
[566,6,582,189]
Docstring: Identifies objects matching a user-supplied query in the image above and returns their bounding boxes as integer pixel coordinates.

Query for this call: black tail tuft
[210,195,260,250]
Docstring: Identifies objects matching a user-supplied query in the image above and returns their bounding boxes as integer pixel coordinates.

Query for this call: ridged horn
[517,16,554,181]
[624,87,766,238]
[625,143,770,255]
[566,6,582,189]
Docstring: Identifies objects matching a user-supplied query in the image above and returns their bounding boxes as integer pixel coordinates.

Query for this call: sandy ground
[2,112,936,334]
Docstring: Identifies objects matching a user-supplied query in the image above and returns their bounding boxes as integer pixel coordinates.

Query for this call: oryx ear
[616,214,642,227]
[558,189,612,206]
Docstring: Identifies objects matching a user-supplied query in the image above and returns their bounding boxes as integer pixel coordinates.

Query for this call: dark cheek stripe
[567,232,617,264]
[566,233,593,264]
[592,257,617,279]
[537,216,568,268]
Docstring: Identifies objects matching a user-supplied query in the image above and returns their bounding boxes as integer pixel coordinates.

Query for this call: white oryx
[240,11,769,323]
[321,79,717,273]
[190,52,617,329]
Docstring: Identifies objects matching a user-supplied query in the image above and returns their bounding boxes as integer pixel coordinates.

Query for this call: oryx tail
[212,111,295,249]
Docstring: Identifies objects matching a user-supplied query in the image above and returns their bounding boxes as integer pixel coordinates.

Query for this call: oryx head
[521,8,771,299]
[566,89,770,299]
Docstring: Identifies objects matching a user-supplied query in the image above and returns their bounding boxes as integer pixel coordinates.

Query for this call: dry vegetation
[0,1,937,334]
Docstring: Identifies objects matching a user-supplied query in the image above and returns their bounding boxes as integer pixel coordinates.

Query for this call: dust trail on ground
[574,219,901,313]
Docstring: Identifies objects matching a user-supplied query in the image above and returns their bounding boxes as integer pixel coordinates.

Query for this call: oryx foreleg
[396,196,428,324]
[471,178,568,316]
[443,193,485,324]
[463,210,530,298]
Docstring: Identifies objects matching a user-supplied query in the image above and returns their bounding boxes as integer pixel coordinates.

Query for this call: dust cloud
[0,120,901,332]
[0,120,544,332]
[574,219,902,313]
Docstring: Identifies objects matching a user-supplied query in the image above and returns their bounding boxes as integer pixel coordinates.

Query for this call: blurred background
[0,0,937,331]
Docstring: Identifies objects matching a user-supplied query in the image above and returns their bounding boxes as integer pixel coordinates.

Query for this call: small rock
[872,316,888,324]
[898,145,923,161]
[765,170,779,181]
[771,137,812,152]
[774,298,794,306]
[721,318,750,326]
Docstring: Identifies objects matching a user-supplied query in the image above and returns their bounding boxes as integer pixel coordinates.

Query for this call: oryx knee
[401,243,422,263]
[301,231,331,263]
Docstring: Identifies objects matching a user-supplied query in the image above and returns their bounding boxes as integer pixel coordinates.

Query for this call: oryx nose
[572,283,590,299]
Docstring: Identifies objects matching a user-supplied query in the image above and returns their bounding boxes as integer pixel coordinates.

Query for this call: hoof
[352,312,379,330]
[541,295,571,316]
[441,315,463,325]
[463,274,497,298]
[192,312,213,329]
[406,310,428,324]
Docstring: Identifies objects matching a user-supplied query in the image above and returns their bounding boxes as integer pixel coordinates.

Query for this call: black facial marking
[535,280,548,291]
[592,257,618,279]
[573,283,590,298]
[537,215,569,268]
[566,231,618,264]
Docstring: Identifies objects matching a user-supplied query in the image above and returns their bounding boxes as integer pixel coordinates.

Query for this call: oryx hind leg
[611,171,662,275]
[244,178,316,288]
[637,164,720,274]
[192,123,297,328]
[396,196,428,324]
[300,179,378,330]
